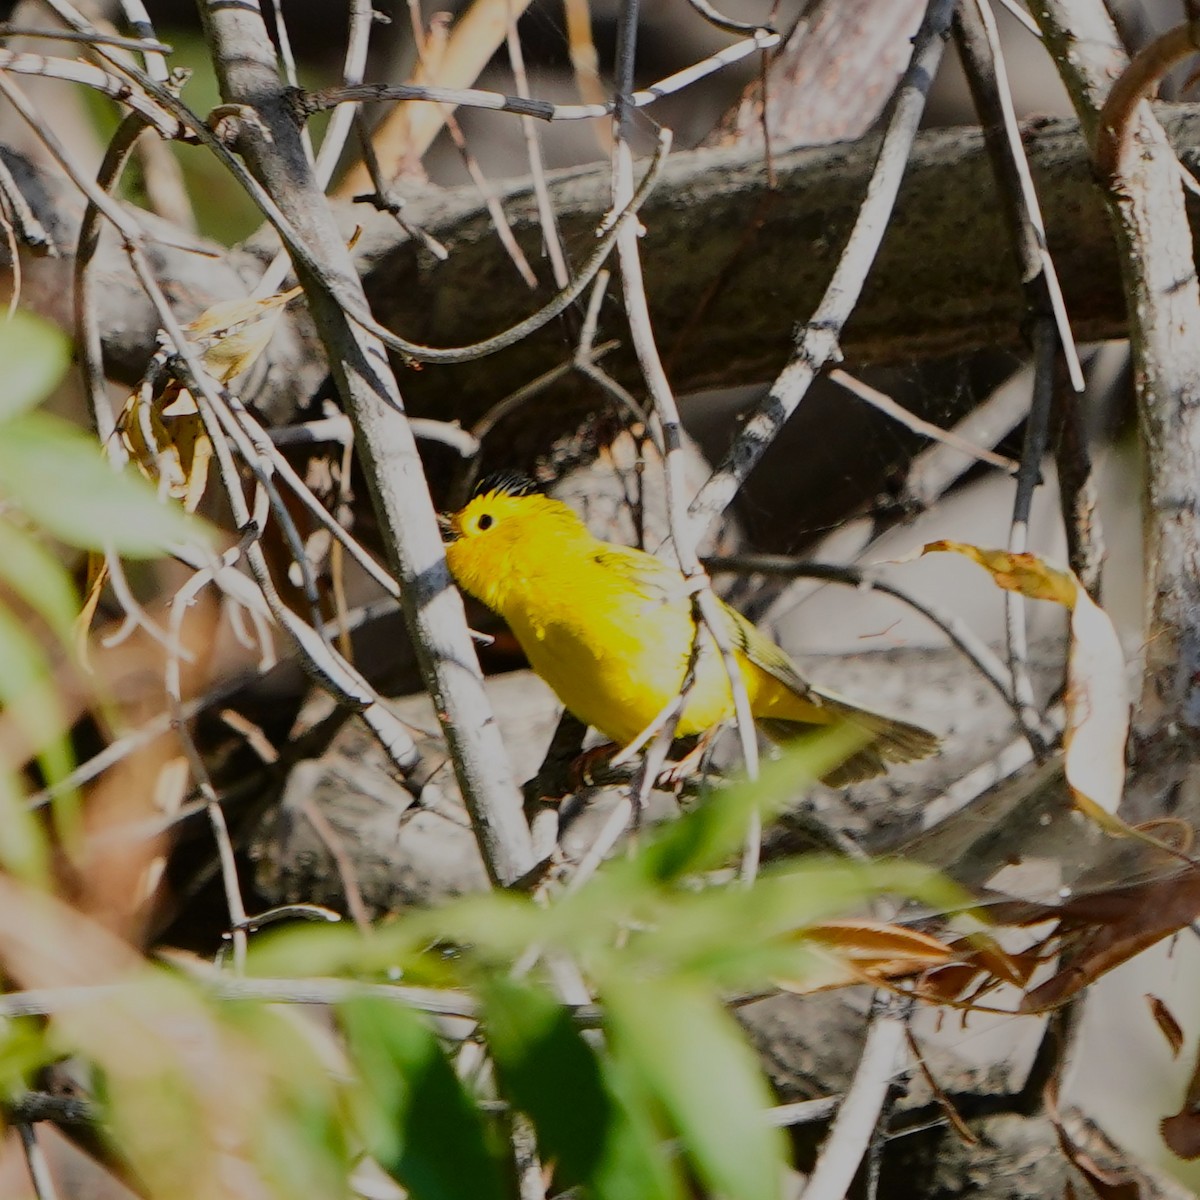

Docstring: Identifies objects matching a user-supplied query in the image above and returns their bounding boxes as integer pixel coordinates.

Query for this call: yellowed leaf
[924,542,1130,819]
[186,286,301,384]
[74,550,108,667]
[922,540,1078,607]
[118,381,212,511]
[776,920,955,994]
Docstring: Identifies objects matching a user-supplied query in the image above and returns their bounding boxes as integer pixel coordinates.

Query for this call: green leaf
[340,997,505,1200]
[0,310,70,423]
[0,603,77,847]
[0,411,211,556]
[0,765,49,886]
[624,857,967,990]
[219,1000,351,1200]
[605,976,786,1200]
[484,978,681,1200]
[0,517,80,645]
[630,724,870,885]
[484,979,608,1184]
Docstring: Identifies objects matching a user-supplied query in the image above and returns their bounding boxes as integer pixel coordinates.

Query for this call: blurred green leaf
[485,978,608,1185]
[628,724,869,886]
[0,1016,54,1096]
[484,978,680,1200]
[619,857,967,990]
[0,603,77,847]
[599,1049,687,1200]
[221,1000,352,1200]
[0,411,211,556]
[0,310,70,423]
[341,996,505,1200]
[0,517,80,645]
[0,765,49,886]
[605,976,786,1200]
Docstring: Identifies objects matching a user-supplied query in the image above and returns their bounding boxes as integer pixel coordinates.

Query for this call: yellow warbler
[443,475,938,786]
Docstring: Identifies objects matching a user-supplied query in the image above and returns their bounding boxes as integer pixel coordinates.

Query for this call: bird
[442,474,938,787]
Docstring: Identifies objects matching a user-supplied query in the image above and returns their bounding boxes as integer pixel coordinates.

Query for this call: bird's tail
[758,694,939,787]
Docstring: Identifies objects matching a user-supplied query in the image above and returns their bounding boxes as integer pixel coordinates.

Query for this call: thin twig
[829,367,1018,472]
[609,3,761,883]
[313,0,371,185]
[198,0,533,886]
[0,48,182,136]
[800,995,910,1200]
[19,1123,59,1200]
[1052,355,1104,599]
[506,5,570,291]
[898,362,1034,515]
[0,151,52,253]
[299,29,781,124]
[165,550,250,971]
[1003,320,1056,758]
[684,0,957,546]
[0,22,172,53]
[681,0,775,36]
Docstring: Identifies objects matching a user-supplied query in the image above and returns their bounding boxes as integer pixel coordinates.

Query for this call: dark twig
[1001,321,1056,754]
[956,0,1090,757]
[298,30,780,125]
[1052,355,1104,599]
[704,555,1021,722]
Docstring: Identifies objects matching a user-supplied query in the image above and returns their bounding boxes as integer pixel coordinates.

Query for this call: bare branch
[197,0,534,886]
[683,0,957,546]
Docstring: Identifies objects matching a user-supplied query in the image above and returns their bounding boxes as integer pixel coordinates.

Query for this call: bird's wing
[591,545,692,605]
[718,598,819,701]
[720,598,940,771]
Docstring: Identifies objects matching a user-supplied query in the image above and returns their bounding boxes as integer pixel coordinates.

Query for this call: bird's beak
[438,513,458,543]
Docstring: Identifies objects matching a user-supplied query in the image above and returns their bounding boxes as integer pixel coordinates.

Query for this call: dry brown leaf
[802,919,955,964]
[776,920,955,994]
[118,379,212,511]
[186,286,301,384]
[74,550,109,664]
[1047,1080,1143,1199]
[1020,867,1200,1012]
[1162,1033,1200,1159]
[1147,993,1185,1057]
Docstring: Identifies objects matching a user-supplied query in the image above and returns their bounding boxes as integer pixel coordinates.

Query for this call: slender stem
[684,0,956,546]
[198,0,533,886]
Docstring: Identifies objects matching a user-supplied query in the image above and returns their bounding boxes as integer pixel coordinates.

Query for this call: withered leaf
[1146,994,1184,1057]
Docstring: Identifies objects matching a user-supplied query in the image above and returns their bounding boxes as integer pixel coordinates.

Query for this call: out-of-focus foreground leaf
[484,977,681,1200]
[340,995,506,1200]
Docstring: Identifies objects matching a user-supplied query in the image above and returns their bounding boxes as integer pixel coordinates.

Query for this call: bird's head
[442,474,586,611]
[441,472,544,543]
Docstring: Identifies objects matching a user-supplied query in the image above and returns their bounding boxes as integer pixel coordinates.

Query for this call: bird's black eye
[477,513,494,531]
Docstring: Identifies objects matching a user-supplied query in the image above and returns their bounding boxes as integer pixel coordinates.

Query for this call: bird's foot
[568,742,620,790]
[655,731,717,790]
